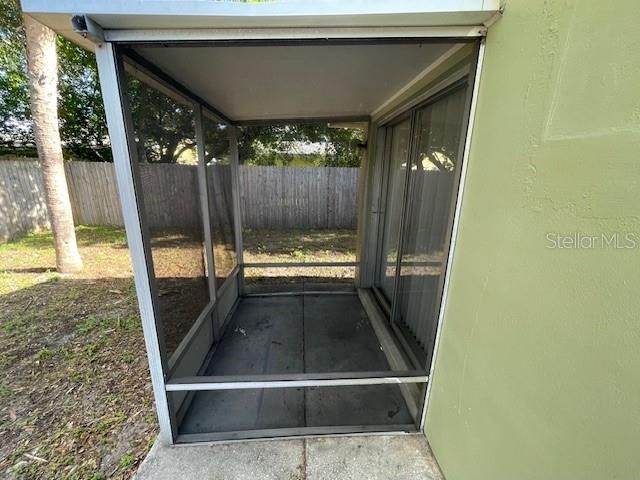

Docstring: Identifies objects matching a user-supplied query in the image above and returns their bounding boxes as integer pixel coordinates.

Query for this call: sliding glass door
[395,84,468,367]
[376,117,411,302]
[374,81,470,368]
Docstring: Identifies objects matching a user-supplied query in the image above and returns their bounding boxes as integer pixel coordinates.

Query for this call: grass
[242,228,357,284]
[0,226,130,297]
[0,225,356,479]
[0,226,154,480]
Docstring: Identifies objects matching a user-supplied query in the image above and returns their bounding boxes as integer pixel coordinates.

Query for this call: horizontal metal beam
[105,26,487,43]
[166,370,428,391]
[243,290,356,298]
[244,261,358,268]
[176,424,418,444]
[233,115,371,126]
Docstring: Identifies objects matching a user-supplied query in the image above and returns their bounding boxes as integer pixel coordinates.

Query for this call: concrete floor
[135,435,444,480]
[179,294,413,435]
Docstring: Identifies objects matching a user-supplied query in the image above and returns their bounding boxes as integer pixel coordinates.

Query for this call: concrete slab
[303,295,413,426]
[303,294,387,373]
[305,435,443,480]
[135,435,443,480]
[135,439,305,480]
[180,297,304,433]
[179,294,413,435]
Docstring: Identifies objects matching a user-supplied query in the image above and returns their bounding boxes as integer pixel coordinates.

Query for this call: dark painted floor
[179,294,413,434]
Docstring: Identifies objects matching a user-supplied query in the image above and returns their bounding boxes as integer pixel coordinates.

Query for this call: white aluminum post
[94,42,175,444]
[228,127,245,294]
[194,105,219,338]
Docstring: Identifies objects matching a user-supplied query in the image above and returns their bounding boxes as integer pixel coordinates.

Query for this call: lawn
[243,228,357,286]
[0,225,356,479]
[0,227,154,480]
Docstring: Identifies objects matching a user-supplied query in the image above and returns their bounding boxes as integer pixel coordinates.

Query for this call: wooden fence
[239,166,359,230]
[0,160,359,241]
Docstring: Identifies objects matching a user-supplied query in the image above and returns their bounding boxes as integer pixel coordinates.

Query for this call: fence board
[0,160,49,241]
[1,160,359,241]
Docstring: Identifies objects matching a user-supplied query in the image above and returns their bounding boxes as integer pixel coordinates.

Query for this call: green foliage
[118,454,137,468]
[0,0,109,161]
[0,0,30,140]
[0,0,363,166]
[203,116,230,163]
[238,123,365,167]
[57,38,110,161]
[126,76,196,163]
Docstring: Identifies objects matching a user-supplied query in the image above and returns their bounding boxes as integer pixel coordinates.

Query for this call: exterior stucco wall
[425,1,640,479]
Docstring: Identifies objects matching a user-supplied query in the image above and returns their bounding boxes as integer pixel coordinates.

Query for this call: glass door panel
[375,118,411,302]
[395,84,468,366]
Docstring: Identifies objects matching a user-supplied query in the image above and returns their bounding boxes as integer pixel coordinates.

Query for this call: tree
[23,15,82,273]
[2,0,362,167]
[57,39,110,161]
[237,123,365,167]
[126,76,196,163]
[1,0,109,160]
[0,0,31,154]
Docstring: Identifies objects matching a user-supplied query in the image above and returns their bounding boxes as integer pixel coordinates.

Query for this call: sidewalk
[135,434,443,480]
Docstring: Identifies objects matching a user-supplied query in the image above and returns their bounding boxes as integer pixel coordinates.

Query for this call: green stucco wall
[425,1,640,479]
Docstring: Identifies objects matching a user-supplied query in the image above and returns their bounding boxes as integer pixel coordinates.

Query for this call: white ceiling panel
[132,42,454,121]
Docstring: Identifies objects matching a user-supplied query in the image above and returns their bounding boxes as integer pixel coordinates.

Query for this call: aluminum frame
[176,425,419,445]
[244,261,358,268]
[356,124,385,288]
[166,371,428,392]
[101,42,246,445]
[194,105,218,307]
[94,42,175,443]
[243,291,357,298]
[105,26,488,44]
[123,46,235,373]
[364,49,482,431]
[387,107,428,370]
[228,126,245,295]
[92,27,486,443]
[420,38,487,431]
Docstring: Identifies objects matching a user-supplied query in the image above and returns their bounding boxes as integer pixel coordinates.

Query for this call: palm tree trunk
[23,15,82,273]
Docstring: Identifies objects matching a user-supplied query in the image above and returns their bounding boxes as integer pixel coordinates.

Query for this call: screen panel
[124,70,210,356]
[237,122,363,294]
[178,383,422,435]
[203,115,237,288]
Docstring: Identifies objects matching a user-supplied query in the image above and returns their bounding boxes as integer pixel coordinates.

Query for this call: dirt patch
[147,231,210,356]
[243,228,357,284]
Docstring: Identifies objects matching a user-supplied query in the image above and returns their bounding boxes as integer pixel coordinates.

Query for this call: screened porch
[89,34,481,444]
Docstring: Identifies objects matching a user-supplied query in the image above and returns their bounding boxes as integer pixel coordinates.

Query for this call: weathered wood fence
[0,160,359,241]
[239,166,359,230]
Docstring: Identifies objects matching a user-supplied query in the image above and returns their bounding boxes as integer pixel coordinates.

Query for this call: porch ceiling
[129,42,454,122]
[20,0,492,121]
